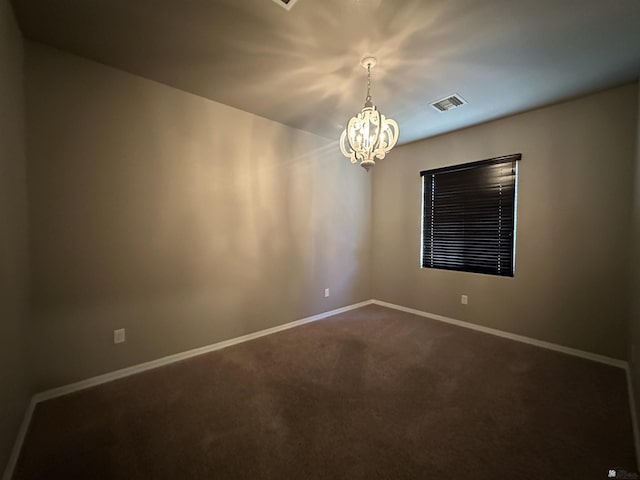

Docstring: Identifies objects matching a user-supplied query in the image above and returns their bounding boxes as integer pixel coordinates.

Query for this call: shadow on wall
[178,0,620,139]
[218,0,450,131]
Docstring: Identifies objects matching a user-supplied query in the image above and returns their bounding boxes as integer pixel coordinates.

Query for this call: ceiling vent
[271,0,299,10]
[431,94,467,112]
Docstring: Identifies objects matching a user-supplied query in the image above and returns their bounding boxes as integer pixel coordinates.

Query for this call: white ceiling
[11,0,640,144]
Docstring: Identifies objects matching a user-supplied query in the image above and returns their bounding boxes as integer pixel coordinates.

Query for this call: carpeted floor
[14,305,637,479]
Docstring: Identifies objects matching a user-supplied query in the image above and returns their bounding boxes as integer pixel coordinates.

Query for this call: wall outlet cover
[114,328,126,344]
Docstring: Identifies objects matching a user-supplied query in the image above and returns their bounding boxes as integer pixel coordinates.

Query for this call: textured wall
[0,0,30,473]
[26,43,372,391]
[372,84,638,360]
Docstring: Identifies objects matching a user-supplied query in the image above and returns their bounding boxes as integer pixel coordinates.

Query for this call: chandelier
[340,57,399,172]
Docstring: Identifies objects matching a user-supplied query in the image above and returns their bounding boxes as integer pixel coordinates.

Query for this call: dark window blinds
[420,154,521,277]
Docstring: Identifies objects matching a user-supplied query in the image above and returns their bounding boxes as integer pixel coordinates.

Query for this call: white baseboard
[35,299,374,403]
[370,299,637,468]
[4,298,636,479]
[1,299,372,480]
[625,366,640,470]
[371,299,627,369]
[2,397,36,480]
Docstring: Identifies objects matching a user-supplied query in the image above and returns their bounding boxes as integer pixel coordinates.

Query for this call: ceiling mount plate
[271,0,299,11]
[360,56,377,69]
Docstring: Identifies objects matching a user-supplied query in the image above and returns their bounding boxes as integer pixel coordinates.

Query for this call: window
[420,154,521,277]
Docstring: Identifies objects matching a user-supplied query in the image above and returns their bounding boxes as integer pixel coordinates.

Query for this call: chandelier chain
[366,64,372,103]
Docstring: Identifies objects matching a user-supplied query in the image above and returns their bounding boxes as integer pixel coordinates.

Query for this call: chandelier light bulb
[340,57,399,172]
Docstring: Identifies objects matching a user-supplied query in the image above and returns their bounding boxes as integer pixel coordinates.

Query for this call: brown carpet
[14,305,636,479]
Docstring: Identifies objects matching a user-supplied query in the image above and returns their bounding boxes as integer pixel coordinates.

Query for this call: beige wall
[372,84,638,360]
[0,0,30,472]
[630,79,640,423]
[26,43,372,391]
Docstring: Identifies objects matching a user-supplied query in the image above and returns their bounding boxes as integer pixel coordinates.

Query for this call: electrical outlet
[114,328,126,344]
[324,288,330,298]
[461,295,468,305]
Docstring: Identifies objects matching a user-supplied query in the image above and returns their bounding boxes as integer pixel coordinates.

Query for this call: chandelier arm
[383,118,400,150]
[370,108,383,157]
[340,127,358,164]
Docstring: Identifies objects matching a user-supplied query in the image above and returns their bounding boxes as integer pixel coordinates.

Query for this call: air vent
[271,0,299,10]
[431,94,467,112]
